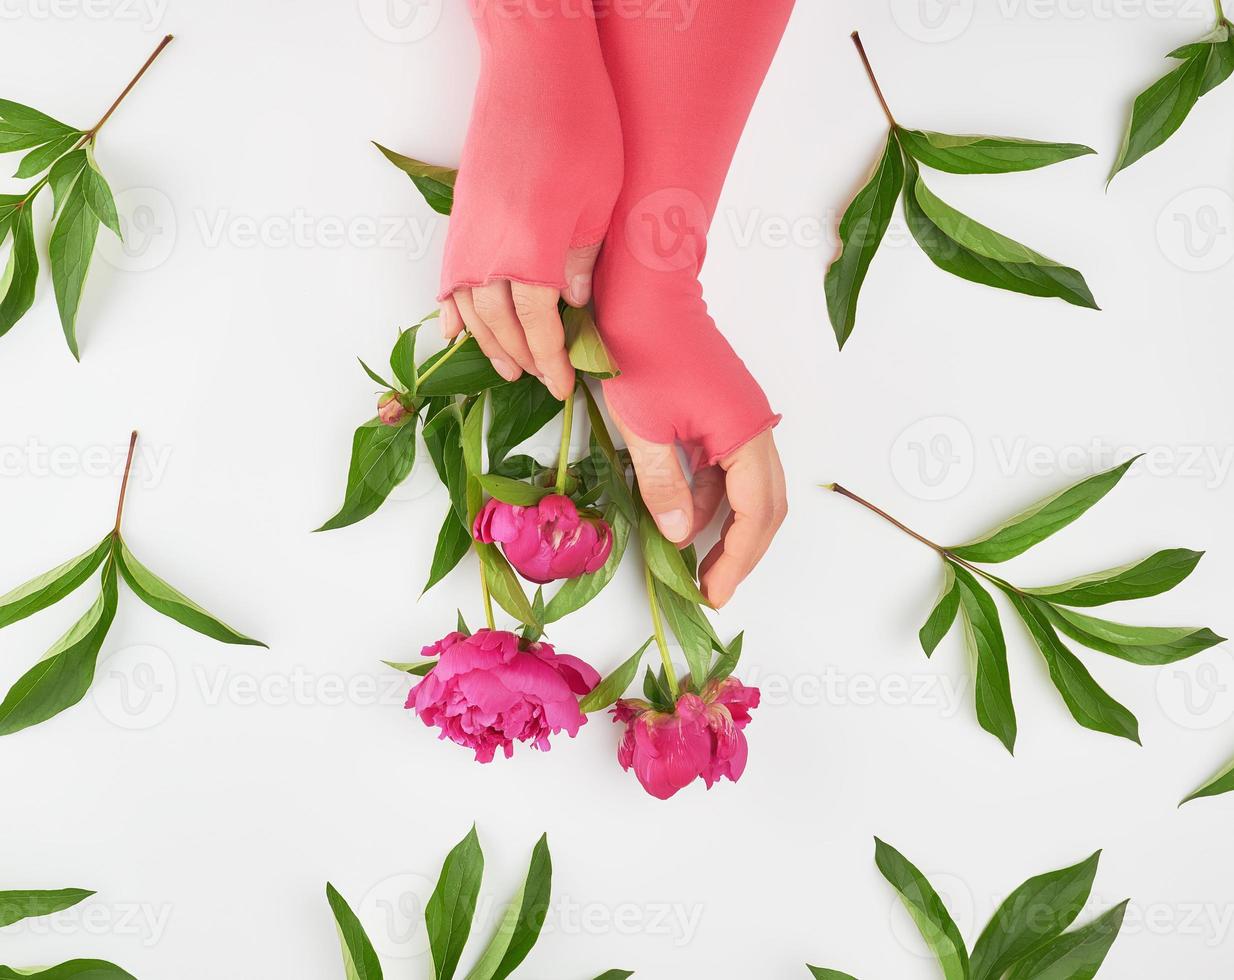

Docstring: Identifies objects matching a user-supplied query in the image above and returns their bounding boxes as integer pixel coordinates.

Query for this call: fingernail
[657,509,689,543]
[491,358,519,382]
[568,274,591,305]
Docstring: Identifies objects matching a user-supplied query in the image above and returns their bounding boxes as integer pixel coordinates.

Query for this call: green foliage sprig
[808,840,1126,980]
[0,885,136,977]
[326,827,633,980]
[825,32,1098,349]
[0,431,265,736]
[0,35,173,358]
[825,458,1222,752]
[1109,2,1234,182]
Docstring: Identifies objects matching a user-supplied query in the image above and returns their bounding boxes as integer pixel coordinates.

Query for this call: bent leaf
[1047,606,1223,665]
[49,178,101,359]
[825,130,904,348]
[374,143,456,215]
[0,206,39,337]
[425,826,484,980]
[0,537,110,629]
[115,539,265,647]
[326,883,383,980]
[1023,548,1203,606]
[317,417,418,531]
[564,304,618,378]
[949,458,1138,563]
[873,838,969,980]
[952,564,1016,753]
[580,637,653,713]
[464,834,552,980]
[919,562,959,656]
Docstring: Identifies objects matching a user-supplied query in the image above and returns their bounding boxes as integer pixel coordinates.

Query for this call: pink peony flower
[473,494,613,584]
[406,628,600,762]
[612,677,760,800]
[378,391,409,426]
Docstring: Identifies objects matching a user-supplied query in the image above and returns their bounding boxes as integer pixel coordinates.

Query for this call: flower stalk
[415,331,470,388]
[113,430,138,535]
[555,389,576,495]
[644,562,680,699]
[850,31,897,128]
[478,559,496,631]
[84,34,174,145]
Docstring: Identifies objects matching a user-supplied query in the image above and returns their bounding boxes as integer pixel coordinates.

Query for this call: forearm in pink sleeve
[592,0,795,466]
[440,0,623,300]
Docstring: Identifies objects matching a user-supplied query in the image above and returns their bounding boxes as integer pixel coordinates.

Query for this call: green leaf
[637,499,708,606]
[317,417,418,531]
[903,162,1097,311]
[825,130,903,349]
[383,658,437,676]
[706,631,744,684]
[477,476,553,509]
[542,507,631,625]
[1182,754,1234,804]
[81,161,121,239]
[358,358,395,390]
[49,178,101,359]
[0,960,136,978]
[0,888,94,927]
[970,850,1101,980]
[590,974,635,980]
[580,383,635,523]
[642,666,674,711]
[390,325,419,393]
[14,131,80,179]
[563,305,618,378]
[477,544,538,626]
[0,206,39,337]
[325,883,384,980]
[423,509,473,595]
[1046,606,1223,666]
[1006,593,1139,743]
[462,397,485,514]
[1108,34,1231,181]
[114,538,265,647]
[873,838,970,980]
[425,826,485,980]
[580,637,653,713]
[920,562,960,656]
[1005,901,1128,980]
[0,99,79,143]
[48,149,88,214]
[655,580,717,688]
[807,970,859,980]
[951,563,1016,753]
[487,373,563,466]
[0,555,118,736]
[1023,549,1203,606]
[419,338,506,397]
[373,142,456,215]
[897,129,1095,174]
[465,834,552,980]
[0,537,111,629]
[949,458,1138,563]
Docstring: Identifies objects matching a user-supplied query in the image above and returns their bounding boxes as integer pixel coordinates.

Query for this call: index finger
[510,281,575,401]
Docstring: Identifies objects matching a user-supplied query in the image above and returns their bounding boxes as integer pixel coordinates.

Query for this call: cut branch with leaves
[326,827,633,980]
[808,840,1127,980]
[0,430,265,736]
[825,457,1222,753]
[825,32,1098,349]
[1109,7,1234,183]
[0,885,137,977]
[0,34,173,358]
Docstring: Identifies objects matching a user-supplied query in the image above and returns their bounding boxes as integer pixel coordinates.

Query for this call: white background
[2,0,1234,977]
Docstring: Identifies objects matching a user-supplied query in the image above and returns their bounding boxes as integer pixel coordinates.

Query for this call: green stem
[113,430,138,535]
[824,483,1020,594]
[644,562,680,699]
[84,34,174,143]
[1216,0,1227,24]
[416,331,469,388]
[478,559,496,631]
[554,390,576,494]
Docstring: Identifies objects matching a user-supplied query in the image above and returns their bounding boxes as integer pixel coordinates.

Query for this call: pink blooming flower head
[473,494,613,584]
[378,391,408,426]
[406,628,600,763]
[612,677,761,800]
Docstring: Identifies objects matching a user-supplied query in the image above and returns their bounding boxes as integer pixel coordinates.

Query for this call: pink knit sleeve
[439,0,624,301]
[593,0,795,466]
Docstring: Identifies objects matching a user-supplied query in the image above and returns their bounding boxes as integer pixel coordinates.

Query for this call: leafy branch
[326,827,632,980]
[0,431,265,736]
[1108,6,1234,182]
[809,840,1127,980]
[0,885,136,977]
[825,458,1221,752]
[0,34,174,358]
[826,32,1098,349]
